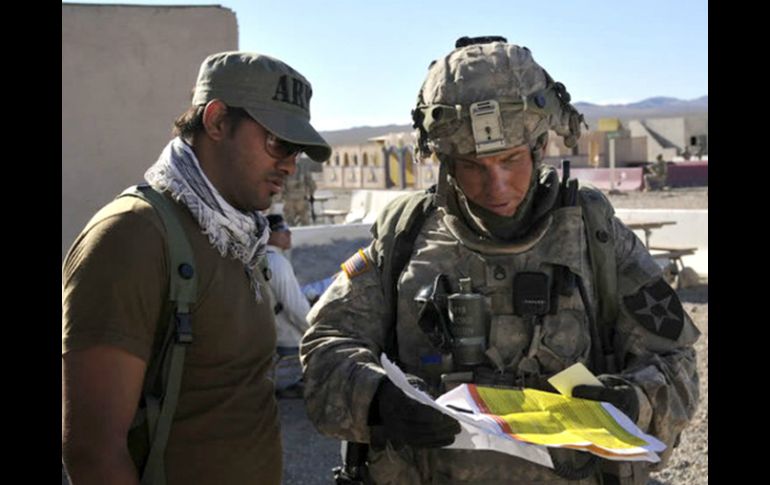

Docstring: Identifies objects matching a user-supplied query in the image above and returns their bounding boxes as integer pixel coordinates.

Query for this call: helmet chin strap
[530,132,548,165]
[433,155,452,209]
[444,167,540,242]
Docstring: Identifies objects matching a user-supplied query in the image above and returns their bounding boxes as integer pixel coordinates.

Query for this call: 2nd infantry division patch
[341,248,372,279]
[623,278,685,340]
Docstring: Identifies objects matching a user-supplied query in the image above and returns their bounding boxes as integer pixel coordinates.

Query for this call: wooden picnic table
[311,194,333,204]
[309,193,349,224]
[626,220,677,248]
[625,220,697,283]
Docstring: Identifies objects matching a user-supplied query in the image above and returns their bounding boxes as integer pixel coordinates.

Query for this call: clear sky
[64,0,708,131]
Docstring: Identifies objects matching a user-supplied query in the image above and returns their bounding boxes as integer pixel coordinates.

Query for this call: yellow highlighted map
[381,354,665,466]
[472,385,646,450]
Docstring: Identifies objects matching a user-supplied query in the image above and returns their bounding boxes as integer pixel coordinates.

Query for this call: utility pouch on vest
[513,272,551,316]
[414,274,453,353]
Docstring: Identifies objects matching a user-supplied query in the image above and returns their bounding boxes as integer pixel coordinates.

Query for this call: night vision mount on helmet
[412,36,587,160]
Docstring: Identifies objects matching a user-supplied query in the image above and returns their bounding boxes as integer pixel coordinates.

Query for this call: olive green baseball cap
[192,51,331,162]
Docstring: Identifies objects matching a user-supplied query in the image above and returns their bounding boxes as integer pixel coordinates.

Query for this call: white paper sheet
[380,354,554,468]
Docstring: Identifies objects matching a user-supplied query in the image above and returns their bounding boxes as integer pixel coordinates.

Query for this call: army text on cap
[272,75,312,111]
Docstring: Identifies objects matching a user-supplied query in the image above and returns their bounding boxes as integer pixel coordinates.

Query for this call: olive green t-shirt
[62,195,281,485]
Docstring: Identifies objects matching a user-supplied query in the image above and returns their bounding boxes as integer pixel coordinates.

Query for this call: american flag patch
[341,249,371,278]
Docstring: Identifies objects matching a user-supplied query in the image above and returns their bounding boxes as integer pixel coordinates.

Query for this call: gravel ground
[606,187,708,210]
[278,399,341,484]
[648,283,708,485]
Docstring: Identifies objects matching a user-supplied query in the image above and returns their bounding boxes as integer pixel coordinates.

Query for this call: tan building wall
[321,136,417,190]
[544,129,591,168]
[415,158,440,189]
[544,127,650,168]
[323,143,382,189]
[62,4,237,259]
[631,115,708,160]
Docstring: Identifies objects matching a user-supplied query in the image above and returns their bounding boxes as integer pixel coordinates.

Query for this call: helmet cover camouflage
[413,39,585,158]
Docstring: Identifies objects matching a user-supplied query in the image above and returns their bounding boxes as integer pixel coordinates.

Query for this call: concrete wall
[640,116,709,159]
[614,136,648,163]
[544,128,648,167]
[685,117,708,155]
[627,120,679,162]
[685,116,708,139]
[288,186,709,279]
[644,117,686,149]
[287,209,708,282]
[291,222,371,248]
[62,4,237,259]
[566,168,645,191]
[291,209,708,250]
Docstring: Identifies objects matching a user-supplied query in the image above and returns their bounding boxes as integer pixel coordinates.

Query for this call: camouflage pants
[643,174,665,191]
[283,198,312,226]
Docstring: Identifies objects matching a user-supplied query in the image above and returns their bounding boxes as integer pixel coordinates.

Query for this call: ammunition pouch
[414,274,453,352]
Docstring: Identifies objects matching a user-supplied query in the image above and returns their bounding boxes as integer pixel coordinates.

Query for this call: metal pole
[609,136,616,190]
[399,148,407,189]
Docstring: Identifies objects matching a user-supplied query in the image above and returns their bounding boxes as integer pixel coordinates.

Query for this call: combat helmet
[412,36,586,163]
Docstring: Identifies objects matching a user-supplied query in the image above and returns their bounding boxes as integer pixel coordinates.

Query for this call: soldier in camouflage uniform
[301,37,699,484]
[643,154,668,191]
[280,158,317,225]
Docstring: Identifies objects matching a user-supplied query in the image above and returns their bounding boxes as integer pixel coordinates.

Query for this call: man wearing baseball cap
[63,52,330,485]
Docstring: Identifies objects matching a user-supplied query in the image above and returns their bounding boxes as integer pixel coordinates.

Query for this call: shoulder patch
[623,278,684,340]
[340,248,372,279]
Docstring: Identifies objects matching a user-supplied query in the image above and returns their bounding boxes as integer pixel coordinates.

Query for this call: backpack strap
[577,185,619,373]
[119,185,197,485]
[372,187,436,359]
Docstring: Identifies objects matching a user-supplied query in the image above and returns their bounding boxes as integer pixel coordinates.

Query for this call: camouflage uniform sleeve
[300,243,389,443]
[306,171,317,196]
[610,217,701,467]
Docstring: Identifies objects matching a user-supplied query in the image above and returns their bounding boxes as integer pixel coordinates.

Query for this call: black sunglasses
[265,132,303,160]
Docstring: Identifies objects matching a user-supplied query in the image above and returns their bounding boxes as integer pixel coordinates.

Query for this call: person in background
[276,158,318,225]
[644,154,668,191]
[266,214,311,398]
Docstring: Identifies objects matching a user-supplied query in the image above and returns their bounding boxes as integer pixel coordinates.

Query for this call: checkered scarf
[145,137,269,301]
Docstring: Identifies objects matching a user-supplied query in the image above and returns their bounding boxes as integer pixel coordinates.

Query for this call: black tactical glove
[572,376,640,423]
[368,379,461,449]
